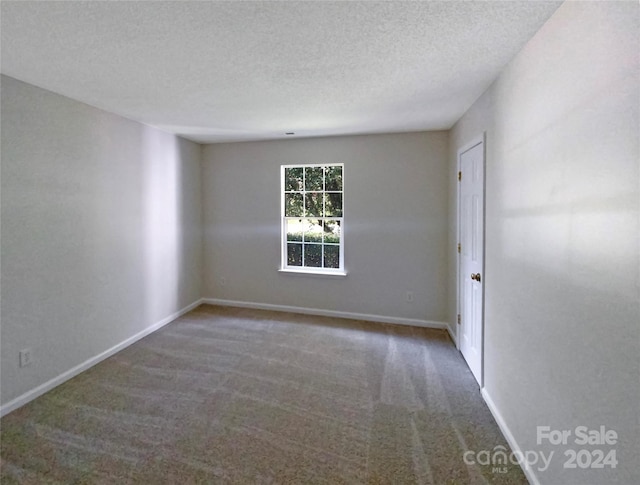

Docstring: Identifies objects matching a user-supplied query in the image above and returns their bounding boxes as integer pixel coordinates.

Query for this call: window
[281,164,344,274]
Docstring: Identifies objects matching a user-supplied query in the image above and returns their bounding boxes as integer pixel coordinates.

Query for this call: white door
[458,138,485,386]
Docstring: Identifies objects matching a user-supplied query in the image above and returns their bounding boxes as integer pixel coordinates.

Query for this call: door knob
[470,273,482,282]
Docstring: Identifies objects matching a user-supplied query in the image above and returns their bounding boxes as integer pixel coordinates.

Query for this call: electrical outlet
[19,348,32,368]
[220,277,227,287]
[406,291,414,303]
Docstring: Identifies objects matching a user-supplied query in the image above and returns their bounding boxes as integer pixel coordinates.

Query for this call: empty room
[1,1,638,484]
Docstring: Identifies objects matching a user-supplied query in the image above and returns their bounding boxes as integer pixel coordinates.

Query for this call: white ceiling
[1,1,562,144]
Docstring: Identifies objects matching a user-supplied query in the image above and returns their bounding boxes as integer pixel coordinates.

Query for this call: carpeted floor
[0,304,527,484]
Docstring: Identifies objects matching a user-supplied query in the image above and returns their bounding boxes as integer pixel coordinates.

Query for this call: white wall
[449,2,639,484]
[202,132,449,324]
[1,76,203,407]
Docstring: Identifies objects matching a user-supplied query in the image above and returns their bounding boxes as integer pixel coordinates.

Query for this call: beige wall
[449,2,639,483]
[202,132,449,323]
[1,76,203,406]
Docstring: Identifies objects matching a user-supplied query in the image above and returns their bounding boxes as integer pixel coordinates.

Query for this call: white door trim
[456,133,486,388]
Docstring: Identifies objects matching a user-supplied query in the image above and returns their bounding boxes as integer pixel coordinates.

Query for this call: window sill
[279,268,347,277]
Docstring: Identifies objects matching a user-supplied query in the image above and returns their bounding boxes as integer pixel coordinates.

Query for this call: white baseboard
[0,298,204,417]
[481,388,540,485]
[446,324,457,346]
[202,298,448,330]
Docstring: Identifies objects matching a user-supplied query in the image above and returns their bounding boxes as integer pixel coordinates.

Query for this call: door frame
[456,132,486,388]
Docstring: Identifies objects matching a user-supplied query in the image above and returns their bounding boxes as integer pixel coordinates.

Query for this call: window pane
[305,193,323,217]
[287,243,302,266]
[324,220,341,244]
[304,219,323,242]
[324,245,340,268]
[285,193,303,217]
[325,193,342,217]
[285,167,303,191]
[305,166,324,191]
[282,164,343,272]
[304,244,322,267]
[286,219,303,241]
[325,166,342,191]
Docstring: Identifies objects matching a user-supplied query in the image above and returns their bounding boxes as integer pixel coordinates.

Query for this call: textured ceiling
[1,1,562,143]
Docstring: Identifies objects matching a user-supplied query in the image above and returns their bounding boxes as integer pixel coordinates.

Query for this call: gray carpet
[1,304,527,484]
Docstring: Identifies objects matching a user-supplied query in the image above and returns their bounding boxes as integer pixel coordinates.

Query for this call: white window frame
[280,163,346,276]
